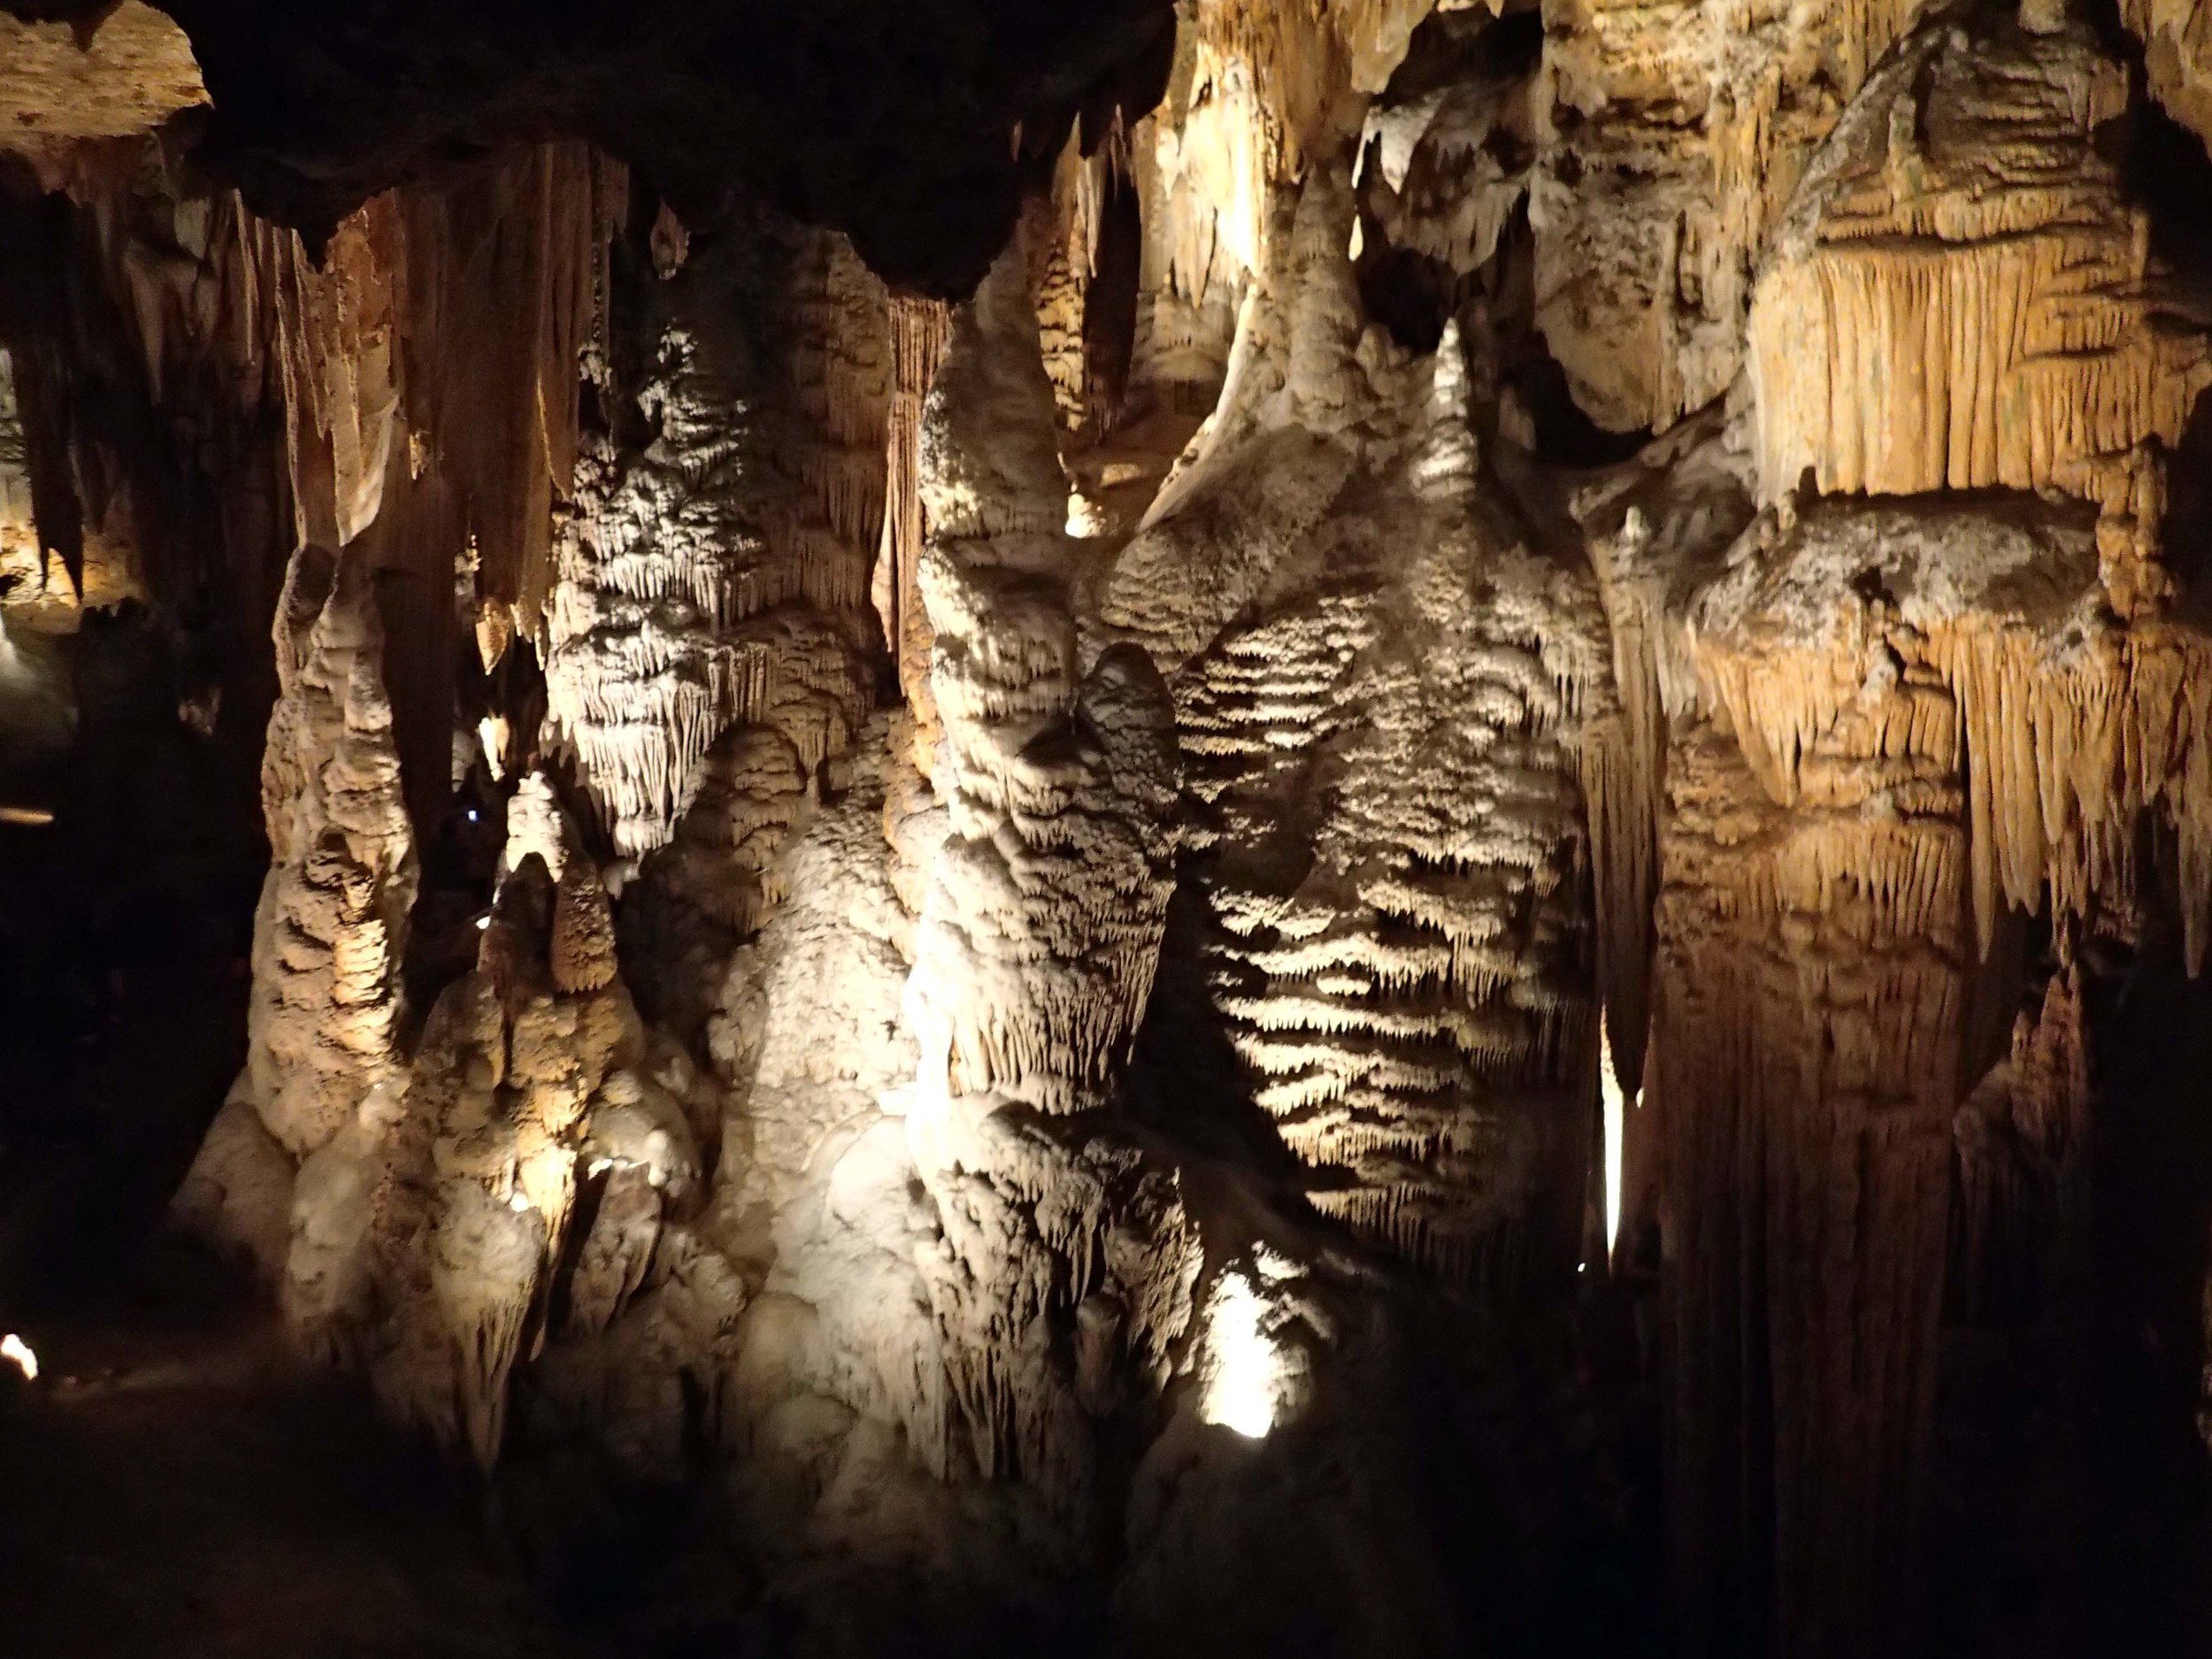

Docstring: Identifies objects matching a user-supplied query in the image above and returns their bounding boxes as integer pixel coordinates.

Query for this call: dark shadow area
[0,602,262,1311]
[0,1242,592,1659]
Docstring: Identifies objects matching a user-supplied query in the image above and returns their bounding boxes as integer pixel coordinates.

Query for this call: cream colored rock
[245,546,418,1160]
[1747,13,2212,504]
[0,3,204,183]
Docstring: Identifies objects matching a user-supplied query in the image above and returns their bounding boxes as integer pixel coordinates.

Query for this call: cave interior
[4,1,2212,1655]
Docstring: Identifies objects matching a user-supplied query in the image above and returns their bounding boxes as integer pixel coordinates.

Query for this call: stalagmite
[358,833,693,1467]
[902,242,1196,1509]
[1104,165,1610,1285]
[242,545,417,1161]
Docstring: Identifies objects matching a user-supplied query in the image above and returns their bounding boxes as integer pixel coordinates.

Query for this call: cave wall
[9,0,2212,1654]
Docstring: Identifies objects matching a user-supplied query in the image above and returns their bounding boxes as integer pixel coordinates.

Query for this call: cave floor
[0,1256,590,1659]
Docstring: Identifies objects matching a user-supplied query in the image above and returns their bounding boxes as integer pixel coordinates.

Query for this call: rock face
[1745,17,2212,511]
[15,0,1178,297]
[8,0,2212,1654]
[0,2,204,186]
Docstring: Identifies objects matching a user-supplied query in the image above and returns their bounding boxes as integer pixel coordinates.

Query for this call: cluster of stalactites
[1125,0,1452,411]
[545,224,888,857]
[1686,495,2212,972]
[1746,14,2212,553]
[229,144,627,616]
[1524,0,1953,432]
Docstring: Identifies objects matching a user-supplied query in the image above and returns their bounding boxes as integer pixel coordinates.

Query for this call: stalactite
[230,144,626,618]
[876,295,955,778]
[17,142,627,836]
[1747,16,2212,507]
[1358,58,1539,278]
[547,211,883,858]
[1530,0,1932,431]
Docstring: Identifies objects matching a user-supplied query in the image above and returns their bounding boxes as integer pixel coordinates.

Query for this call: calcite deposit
[8,0,2212,1654]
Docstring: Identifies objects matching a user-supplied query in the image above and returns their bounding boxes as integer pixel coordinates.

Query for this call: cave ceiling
[0,0,1177,295]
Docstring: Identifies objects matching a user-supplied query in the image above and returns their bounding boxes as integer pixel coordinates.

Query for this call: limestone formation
[22,0,2212,1655]
[0,2,204,187]
[546,216,882,858]
[1746,14,2212,510]
[243,545,417,1163]
[1102,166,1609,1284]
[902,245,1196,1511]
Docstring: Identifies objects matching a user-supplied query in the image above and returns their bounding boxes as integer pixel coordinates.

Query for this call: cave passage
[5,3,2212,1657]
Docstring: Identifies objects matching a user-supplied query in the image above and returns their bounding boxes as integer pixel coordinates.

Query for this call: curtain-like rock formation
[1103,166,1610,1286]
[28,2,2212,1655]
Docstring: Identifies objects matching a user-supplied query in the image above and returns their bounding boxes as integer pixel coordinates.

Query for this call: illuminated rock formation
[174,544,413,1293]
[0,2,204,187]
[1105,166,1609,1285]
[902,243,1196,1510]
[25,0,2212,1654]
[1746,13,2212,510]
[547,216,882,859]
[244,545,418,1161]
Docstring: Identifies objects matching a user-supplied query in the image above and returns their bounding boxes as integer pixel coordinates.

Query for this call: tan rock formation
[1747,14,2212,510]
[0,3,204,186]
[81,0,2212,1650]
[1104,166,1610,1283]
[245,545,418,1161]
[546,216,881,858]
[902,244,1196,1508]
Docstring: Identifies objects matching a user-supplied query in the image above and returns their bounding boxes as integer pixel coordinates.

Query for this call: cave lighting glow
[1201,1272,1279,1440]
[477,715,510,781]
[1600,1010,1641,1265]
[2,1333,37,1381]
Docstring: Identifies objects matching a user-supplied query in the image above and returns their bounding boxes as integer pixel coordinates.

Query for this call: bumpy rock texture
[9,0,2212,1655]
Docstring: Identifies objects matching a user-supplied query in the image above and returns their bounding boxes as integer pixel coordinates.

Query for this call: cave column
[1654,649,1969,1656]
